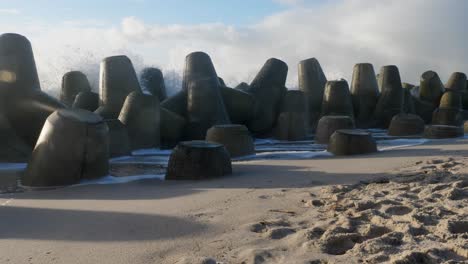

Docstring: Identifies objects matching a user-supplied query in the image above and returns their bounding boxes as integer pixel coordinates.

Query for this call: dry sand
[0,138,467,264]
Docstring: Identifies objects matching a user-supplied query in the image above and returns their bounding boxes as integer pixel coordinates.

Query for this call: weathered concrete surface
[72,91,99,112]
[350,63,380,127]
[321,79,354,119]
[0,33,65,147]
[220,86,255,125]
[373,66,403,128]
[22,109,109,187]
[315,115,354,144]
[388,113,425,136]
[0,111,31,162]
[0,33,40,91]
[298,58,327,129]
[105,119,131,158]
[160,108,186,149]
[206,124,254,157]
[161,90,187,118]
[273,112,308,141]
[95,55,141,119]
[446,72,467,92]
[119,91,160,150]
[187,77,230,140]
[424,125,464,139]
[166,141,232,180]
[60,71,92,107]
[327,129,377,156]
[182,52,220,91]
[419,71,444,106]
[247,58,288,136]
[140,67,167,101]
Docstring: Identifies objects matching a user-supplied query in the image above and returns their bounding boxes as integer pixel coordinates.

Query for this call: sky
[0,0,467,96]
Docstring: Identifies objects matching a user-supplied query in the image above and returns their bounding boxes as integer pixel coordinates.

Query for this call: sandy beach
[0,138,467,264]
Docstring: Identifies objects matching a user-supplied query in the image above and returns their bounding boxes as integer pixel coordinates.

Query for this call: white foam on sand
[76,174,165,186]
[0,163,27,171]
[378,138,428,151]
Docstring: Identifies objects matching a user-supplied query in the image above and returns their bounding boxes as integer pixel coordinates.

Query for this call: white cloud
[0,8,20,15]
[1,0,467,97]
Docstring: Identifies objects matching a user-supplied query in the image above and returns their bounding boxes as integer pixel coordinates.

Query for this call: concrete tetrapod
[298,58,327,129]
[0,33,65,147]
[0,111,31,162]
[247,58,288,135]
[321,79,354,118]
[95,55,141,119]
[388,114,425,136]
[220,86,255,124]
[119,91,160,150]
[182,52,220,91]
[350,63,380,127]
[446,72,467,92]
[22,109,109,187]
[327,129,377,156]
[235,82,250,93]
[161,90,187,117]
[432,108,463,126]
[424,125,464,139]
[414,97,437,124]
[160,108,186,148]
[166,140,232,180]
[273,90,308,141]
[60,71,92,107]
[187,77,230,140]
[403,88,416,114]
[315,115,355,144]
[206,124,254,157]
[104,119,131,158]
[280,90,307,113]
[273,112,308,141]
[432,91,463,126]
[419,71,444,106]
[72,91,99,112]
[0,33,40,91]
[140,67,167,101]
[373,66,404,128]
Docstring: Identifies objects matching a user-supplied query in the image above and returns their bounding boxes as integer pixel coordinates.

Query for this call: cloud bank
[1,0,467,96]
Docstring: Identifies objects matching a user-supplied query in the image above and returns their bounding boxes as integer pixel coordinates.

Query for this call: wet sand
[0,138,467,263]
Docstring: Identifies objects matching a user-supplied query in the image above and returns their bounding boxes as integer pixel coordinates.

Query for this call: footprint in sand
[267,227,296,239]
[249,219,290,234]
[384,205,413,216]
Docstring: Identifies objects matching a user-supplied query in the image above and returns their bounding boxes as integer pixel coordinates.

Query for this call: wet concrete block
[166,141,232,180]
[315,115,355,144]
[327,129,377,156]
[206,124,254,157]
[424,125,463,139]
[273,112,308,141]
[388,113,425,136]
